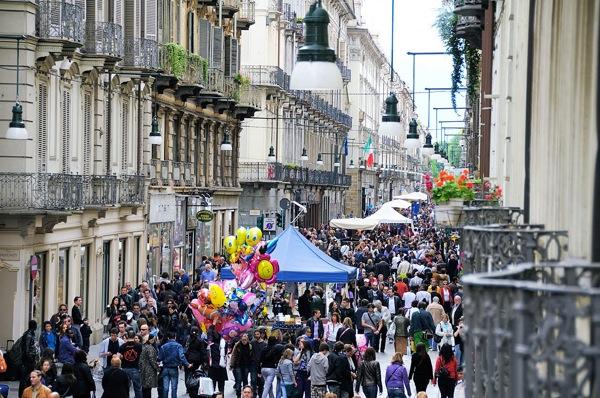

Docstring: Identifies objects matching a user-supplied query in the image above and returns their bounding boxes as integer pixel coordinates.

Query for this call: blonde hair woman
[277,348,297,397]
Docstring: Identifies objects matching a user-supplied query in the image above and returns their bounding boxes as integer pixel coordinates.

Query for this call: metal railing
[238,0,256,25]
[336,59,352,82]
[241,65,290,90]
[222,0,240,10]
[223,76,237,99]
[82,175,117,207]
[237,85,261,109]
[123,38,159,69]
[36,0,85,44]
[119,175,145,205]
[206,68,225,92]
[84,21,124,58]
[462,206,522,226]
[461,224,569,274]
[453,0,485,16]
[462,261,600,398]
[239,162,351,187]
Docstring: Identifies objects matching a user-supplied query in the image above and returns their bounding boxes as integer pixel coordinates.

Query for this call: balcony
[462,206,522,225]
[462,261,600,397]
[241,65,290,90]
[36,0,85,48]
[461,224,569,274]
[234,85,261,119]
[0,173,83,211]
[238,0,256,30]
[239,162,351,187]
[84,21,124,59]
[221,0,240,18]
[123,38,159,70]
[455,15,482,49]
[336,60,352,82]
[206,68,225,93]
[118,175,145,206]
[149,160,197,188]
[82,175,117,207]
[453,0,486,16]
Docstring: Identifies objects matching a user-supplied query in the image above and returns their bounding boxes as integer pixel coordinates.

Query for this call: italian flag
[363,135,374,167]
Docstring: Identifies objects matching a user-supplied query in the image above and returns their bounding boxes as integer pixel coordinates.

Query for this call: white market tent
[365,205,413,224]
[330,217,379,230]
[382,198,411,209]
[395,191,429,202]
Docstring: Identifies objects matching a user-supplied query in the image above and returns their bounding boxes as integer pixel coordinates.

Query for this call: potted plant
[431,169,477,226]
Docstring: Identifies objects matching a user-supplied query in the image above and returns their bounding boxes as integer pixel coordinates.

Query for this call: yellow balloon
[223,236,237,254]
[262,306,268,316]
[236,227,247,246]
[246,227,263,247]
[257,260,274,280]
[209,284,227,308]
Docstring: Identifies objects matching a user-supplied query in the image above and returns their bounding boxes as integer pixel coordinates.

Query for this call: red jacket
[434,356,458,382]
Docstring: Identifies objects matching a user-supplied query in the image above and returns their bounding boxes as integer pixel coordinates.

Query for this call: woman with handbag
[292,338,312,398]
[435,314,455,348]
[336,317,357,348]
[277,349,297,398]
[385,352,411,398]
[207,326,228,394]
[408,342,433,393]
[354,347,382,398]
[71,351,95,398]
[432,344,458,398]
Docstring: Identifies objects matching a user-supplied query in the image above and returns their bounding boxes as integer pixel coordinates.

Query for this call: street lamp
[333,156,340,167]
[404,119,420,149]
[300,148,309,161]
[267,146,276,162]
[379,0,402,139]
[148,115,163,145]
[220,130,232,151]
[316,153,324,166]
[289,1,343,91]
[348,159,355,169]
[6,37,27,140]
[422,132,434,156]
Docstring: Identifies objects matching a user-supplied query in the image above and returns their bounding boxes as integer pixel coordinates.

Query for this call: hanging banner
[149,194,176,224]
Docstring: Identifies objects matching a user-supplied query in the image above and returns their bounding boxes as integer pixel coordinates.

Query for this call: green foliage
[189,53,209,82]
[163,43,188,79]
[465,46,481,105]
[447,136,462,167]
[234,73,251,87]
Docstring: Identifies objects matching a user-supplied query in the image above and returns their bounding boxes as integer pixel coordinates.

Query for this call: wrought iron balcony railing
[237,85,262,109]
[206,68,225,93]
[462,261,600,398]
[456,15,483,49]
[36,0,85,44]
[336,60,352,82]
[82,175,117,207]
[0,173,83,211]
[461,224,569,274]
[123,38,159,69]
[462,206,522,226]
[453,0,486,16]
[119,175,145,205]
[239,162,351,187]
[84,21,124,58]
[238,0,256,28]
[241,65,290,90]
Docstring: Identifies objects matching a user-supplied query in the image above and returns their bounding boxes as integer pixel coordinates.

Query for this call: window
[57,248,69,309]
[118,238,127,288]
[83,92,92,175]
[79,245,90,315]
[31,252,47,328]
[187,11,194,53]
[135,236,141,284]
[62,90,71,173]
[173,116,180,162]
[37,84,48,173]
[121,100,129,173]
[102,241,111,309]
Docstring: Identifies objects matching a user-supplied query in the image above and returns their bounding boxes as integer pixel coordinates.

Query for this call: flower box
[435,199,465,227]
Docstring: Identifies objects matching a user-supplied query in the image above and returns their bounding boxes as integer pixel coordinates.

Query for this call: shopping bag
[0,351,7,373]
[198,376,214,396]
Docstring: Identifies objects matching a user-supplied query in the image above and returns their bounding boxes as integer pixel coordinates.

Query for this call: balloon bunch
[189,226,280,340]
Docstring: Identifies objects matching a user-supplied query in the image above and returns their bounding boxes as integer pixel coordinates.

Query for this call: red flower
[466,181,474,189]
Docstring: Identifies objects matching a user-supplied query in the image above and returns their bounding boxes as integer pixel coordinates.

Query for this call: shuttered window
[105,97,110,173]
[97,0,104,21]
[224,36,239,77]
[62,90,71,173]
[187,11,194,53]
[145,0,157,40]
[83,92,92,175]
[121,101,129,172]
[37,84,48,173]
[114,0,123,25]
[212,26,223,70]
[198,19,211,61]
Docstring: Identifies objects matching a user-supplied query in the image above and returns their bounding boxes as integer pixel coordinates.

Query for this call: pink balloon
[242,292,257,306]
[238,268,255,289]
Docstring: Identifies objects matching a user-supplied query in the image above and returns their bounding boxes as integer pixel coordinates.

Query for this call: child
[80,318,92,352]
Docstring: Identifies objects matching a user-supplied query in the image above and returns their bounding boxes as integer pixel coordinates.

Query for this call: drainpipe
[106,72,112,175]
[137,79,142,175]
[523,0,536,224]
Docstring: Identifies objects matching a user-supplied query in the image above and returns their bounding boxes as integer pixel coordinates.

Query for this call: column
[204,119,213,187]
[213,122,221,187]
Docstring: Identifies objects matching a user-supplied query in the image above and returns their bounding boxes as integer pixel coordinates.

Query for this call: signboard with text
[263,217,276,231]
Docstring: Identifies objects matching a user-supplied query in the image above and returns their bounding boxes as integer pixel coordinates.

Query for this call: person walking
[336,317,357,347]
[102,357,130,398]
[71,350,95,398]
[433,344,458,398]
[427,297,445,350]
[57,324,78,365]
[410,302,435,350]
[361,304,382,350]
[324,313,342,350]
[99,328,124,369]
[158,331,193,398]
[435,314,455,348]
[293,338,312,398]
[17,320,40,397]
[307,343,329,398]
[139,336,159,398]
[409,343,433,393]
[71,297,84,334]
[231,333,254,398]
[251,330,267,397]
[374,300,390,353]
[385,352,411,398]
[277,349,296,398]
[260,336,283,398]
[118,330,143,398]
[355,347,382,398]
[21,370,56,398]
[392,309,410,356]
[207,326,228,394]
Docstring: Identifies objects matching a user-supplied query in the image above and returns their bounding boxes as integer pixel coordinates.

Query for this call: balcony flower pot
[430,169,479,227]
[434,199,465,227]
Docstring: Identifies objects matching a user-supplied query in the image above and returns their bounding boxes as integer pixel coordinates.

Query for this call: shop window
[79,245,90,315]
[57,248,69,309]
[31,252,47,328]
[118,238,127,288]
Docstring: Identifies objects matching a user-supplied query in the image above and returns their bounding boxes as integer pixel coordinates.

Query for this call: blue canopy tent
[220,225,357,283]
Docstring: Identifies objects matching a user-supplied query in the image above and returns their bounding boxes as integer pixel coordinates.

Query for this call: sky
[360,0,467,144]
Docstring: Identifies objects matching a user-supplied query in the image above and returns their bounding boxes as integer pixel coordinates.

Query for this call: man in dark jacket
[355,300,369,334]
[410,301,436,350]
[306,310,324,343]
[338,298,355,326]
[298,289,312,320]
[230,333,253,398]
[250,330,267,396]
[102,357,130,398]
[374,260,390,279]
[17,320,39,397]
[326,342,351,396]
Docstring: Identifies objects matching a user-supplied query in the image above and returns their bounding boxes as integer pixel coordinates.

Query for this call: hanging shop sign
[196,210,214,223]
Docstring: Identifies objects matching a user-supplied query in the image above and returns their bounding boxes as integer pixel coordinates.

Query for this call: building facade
[238,0,354,230]
[0,0,258,344]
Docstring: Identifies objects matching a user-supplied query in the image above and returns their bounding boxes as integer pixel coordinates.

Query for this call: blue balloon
[266,238,279,254]
[236,313,249,325]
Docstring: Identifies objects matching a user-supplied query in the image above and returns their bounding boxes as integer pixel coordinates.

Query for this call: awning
[395,191,429,202]
[330,217,379,230]
[382,198,412,209]
[365,205,413,224]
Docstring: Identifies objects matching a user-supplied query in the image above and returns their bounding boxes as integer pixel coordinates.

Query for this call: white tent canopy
[382,198,411,209]
[365,205,413,224]
[395,191,429,202]
[329,217,379,230]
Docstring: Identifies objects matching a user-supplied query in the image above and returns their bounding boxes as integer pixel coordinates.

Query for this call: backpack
[6,336,23,368]
[435,363,450,380]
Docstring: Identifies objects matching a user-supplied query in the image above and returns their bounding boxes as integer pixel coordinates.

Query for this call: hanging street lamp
[267,146,276,162]
[301,148,309,161]
[404,118,420,149]
[422,132,434,156]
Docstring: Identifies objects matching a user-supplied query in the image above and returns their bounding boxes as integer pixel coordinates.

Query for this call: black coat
[72,361,95,398]
[450,304,463,327]
[374,261,390,278]
[336,326,357,348]
[102,367,130,398]
[306,318,324,340]
[298,294,312,320]
[383,296,402,316]
[185,335,208,365]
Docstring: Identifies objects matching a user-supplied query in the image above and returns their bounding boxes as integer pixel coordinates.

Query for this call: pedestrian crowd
[5,202,464,398]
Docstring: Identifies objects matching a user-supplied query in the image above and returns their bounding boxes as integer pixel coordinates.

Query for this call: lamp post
[379,0,402,139]
[290,0,343,90]
[4,36,28,139]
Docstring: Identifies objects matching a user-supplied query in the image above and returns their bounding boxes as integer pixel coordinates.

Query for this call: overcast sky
[360,0,467,143]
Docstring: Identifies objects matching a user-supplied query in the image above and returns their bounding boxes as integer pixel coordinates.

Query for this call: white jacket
[436,321,455,347]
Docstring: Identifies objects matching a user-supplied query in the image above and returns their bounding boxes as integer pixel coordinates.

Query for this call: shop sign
[196,210,214,223]
[0,249,19,261]
[149,194,176,223]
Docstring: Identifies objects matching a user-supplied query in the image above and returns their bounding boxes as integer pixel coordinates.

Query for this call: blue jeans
[454,344,463,367]
[162,367,179,398]
[362,384,378,398]
[387,388,407,398]
[261,367,277,398]
[234,365,251,397]
[123,367,143,398]
[365,332,380,350]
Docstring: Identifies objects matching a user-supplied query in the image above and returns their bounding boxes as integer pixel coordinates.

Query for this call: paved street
[4,342,463,398]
